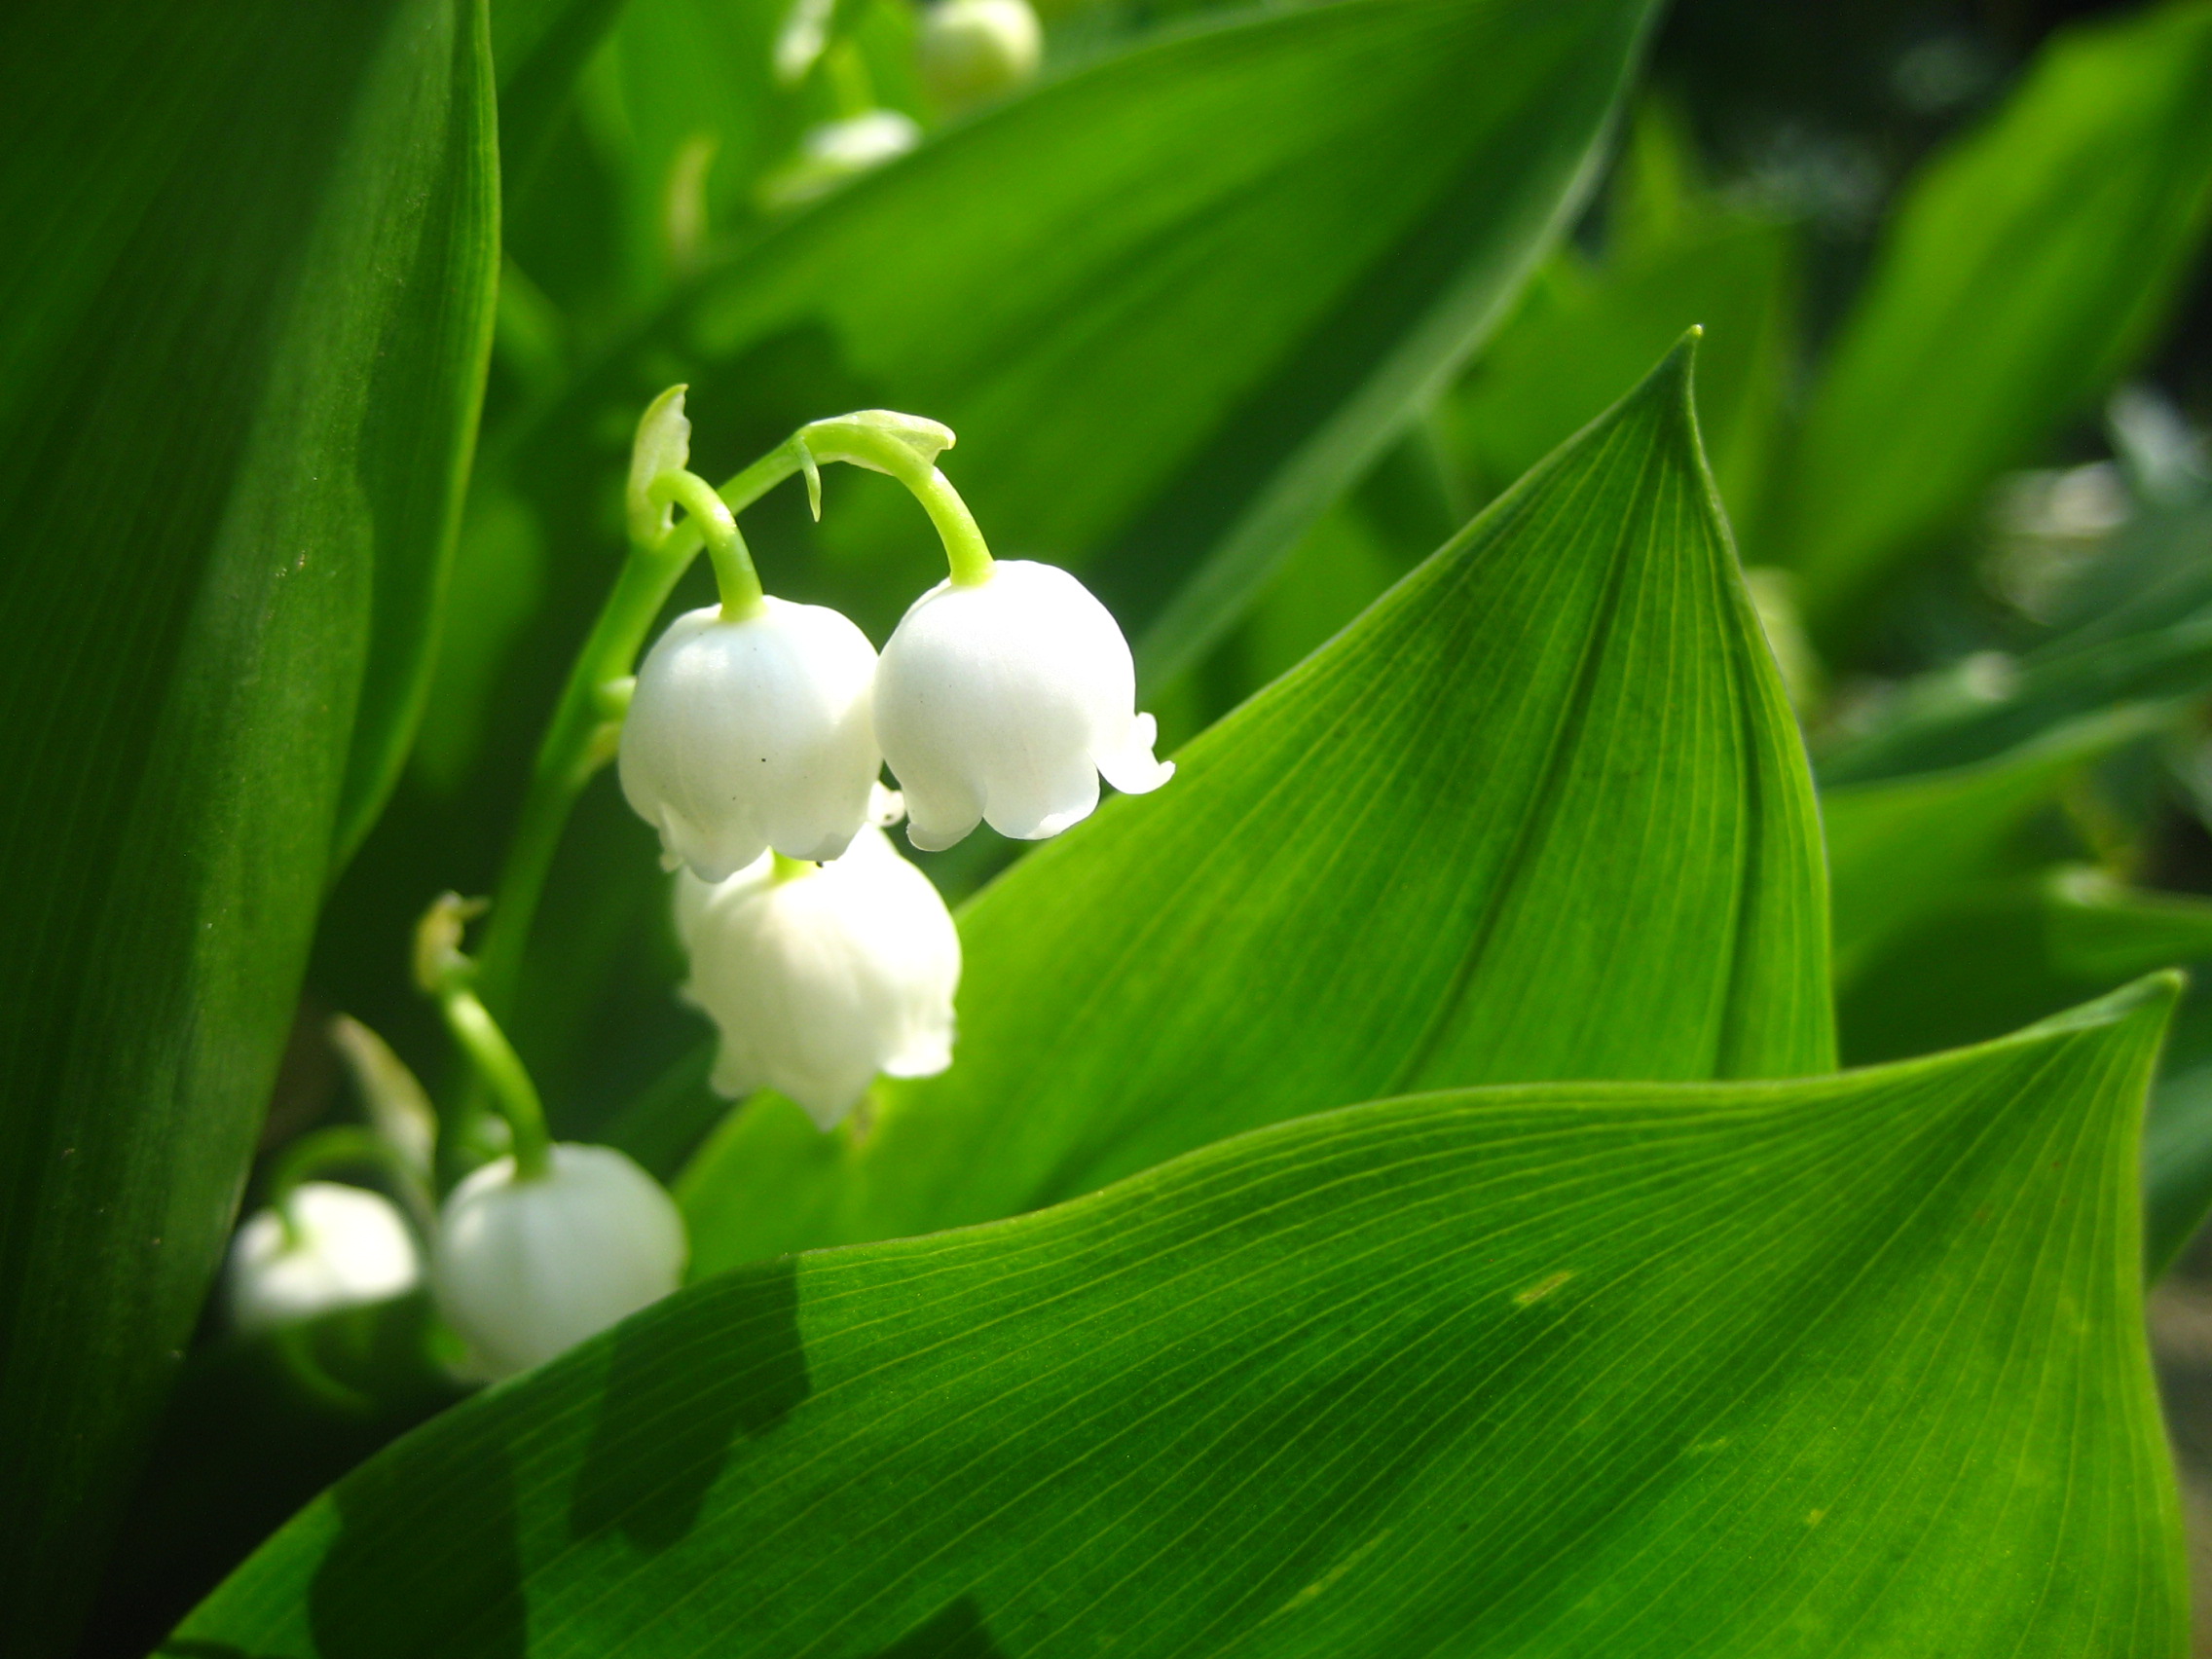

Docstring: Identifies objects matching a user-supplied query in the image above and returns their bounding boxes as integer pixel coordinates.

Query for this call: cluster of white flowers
[226,393,1151,1392]
[619,394,1170,1127]
[225,1150,686,1383]
[764,0,1042,208]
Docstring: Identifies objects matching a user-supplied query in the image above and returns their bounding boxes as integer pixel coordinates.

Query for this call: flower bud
[916,0,1043,113]
[873,559,1171,849]
[430,1144,686,1382]
[226,1182,422,1335]
[618,599,883,882]
[761,111,922,209]
[678,825,960,1127]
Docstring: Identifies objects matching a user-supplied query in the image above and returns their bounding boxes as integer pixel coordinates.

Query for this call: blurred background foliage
[46,0,2212,1649]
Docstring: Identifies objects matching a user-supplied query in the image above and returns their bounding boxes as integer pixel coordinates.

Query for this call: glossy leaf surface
[604,0,1658,682]
[681,340,1830,1275]
[1773,0,2212,636]
[0,3,498,1650]
[178,978,2181,1657]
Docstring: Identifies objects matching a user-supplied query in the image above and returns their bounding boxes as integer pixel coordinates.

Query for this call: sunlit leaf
[543,0,1659,680]
[176,977,2181,1656]
[680,339,1830,1275]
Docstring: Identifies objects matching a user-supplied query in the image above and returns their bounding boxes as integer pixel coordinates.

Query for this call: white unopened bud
[619,600,882,881]
[761,111,923,209]
[430,1144,686,1382]
[873,559,1171,849]
[916,0,1043,112]
[678,824,960,1127]
[226,1182,422,1335]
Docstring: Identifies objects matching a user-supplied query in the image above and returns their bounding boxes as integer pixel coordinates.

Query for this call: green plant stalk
[438,986,554,1180]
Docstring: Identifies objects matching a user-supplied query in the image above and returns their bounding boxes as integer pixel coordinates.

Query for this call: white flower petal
[873,560,1170,850]
[618,599,882,882]
[226,1183,422,1335]
[679,825,960,1126]
[430,1145,686,1382]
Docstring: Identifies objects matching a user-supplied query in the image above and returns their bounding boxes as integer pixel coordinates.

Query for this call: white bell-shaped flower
[226,1182,422,1335]
[873,559,1172,850]
[430,1144,686,1382]
[916,0,1043,112]
[678,824,960,1127]
[618,599,883,882]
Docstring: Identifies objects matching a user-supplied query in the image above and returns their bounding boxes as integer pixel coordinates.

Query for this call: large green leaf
[681,340,1831,1275]
[1772,0,2212,638]
[1831,866,2212,1274]
[176,977,2180,1656]
[1824,706,2162,983]
[548,0,1657,681]
[493,0,637,184]
[0,3,498,1651]
[1443,103,1797,537]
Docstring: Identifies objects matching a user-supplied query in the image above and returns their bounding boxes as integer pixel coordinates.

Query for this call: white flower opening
[872,559,1172,850]
[678,824,960,1127]
[226,1182,422,1335]
[618,599,883,882]
[430,1144,686,1382]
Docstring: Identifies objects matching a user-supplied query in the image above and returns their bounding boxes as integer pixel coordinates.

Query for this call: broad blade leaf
[1824,706,2162,981]
[1772,0,2212,638]
[587,0,1657,680]
[494,0,637,184]
[0,4,498,1650]
[176,978,2181,1656]
[681,339,1831,1274]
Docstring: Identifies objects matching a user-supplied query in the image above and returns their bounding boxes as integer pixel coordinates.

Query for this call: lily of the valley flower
[226,1182,422,1335]
[618,599,883,882]
[430,1144,686,1382]
[873,559,1172,850]
[916,0,1043,112]
[678,823,960,1126]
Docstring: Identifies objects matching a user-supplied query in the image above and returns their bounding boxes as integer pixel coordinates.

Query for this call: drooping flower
[430,1144,686,1382]
[618,599,882,882]
[678,823,960,1126]
[916,0,1042,112]
[226,1182,422,1335]
[872,559,1172,850]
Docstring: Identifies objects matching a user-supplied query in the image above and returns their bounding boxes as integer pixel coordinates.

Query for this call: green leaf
[681,339,1832,1275]
[1824,706,2161,983]
[1443,102,1798,537]
[596,0,1658,682]
[176,977,2181,1656]
[494,0,637,184]
[0,4,498,1651]
[1772,0,2212,637]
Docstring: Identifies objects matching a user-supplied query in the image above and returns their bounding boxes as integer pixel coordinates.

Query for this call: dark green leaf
[494,0,638,185]
[1772,0,2212,638]
[176,977,2181,1656]
[579,0,1659,682]
[681,339,1830,1275]
[1443,103,1798,536]
[0,3,497,1651]
[1824,706,2161,982]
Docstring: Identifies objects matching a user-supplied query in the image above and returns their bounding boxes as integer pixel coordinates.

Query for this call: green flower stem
[437,986,554,1181]
[648,468,763,618]
[266,1126,435,1246]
